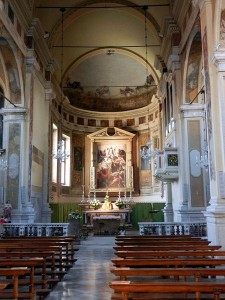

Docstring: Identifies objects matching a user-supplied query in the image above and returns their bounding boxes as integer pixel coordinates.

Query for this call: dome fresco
[35,0,167,111]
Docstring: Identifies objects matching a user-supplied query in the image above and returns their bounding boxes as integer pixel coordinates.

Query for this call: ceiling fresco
[35,0,170,111]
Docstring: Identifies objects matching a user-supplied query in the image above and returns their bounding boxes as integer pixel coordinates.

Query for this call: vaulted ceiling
[34,0,171,111]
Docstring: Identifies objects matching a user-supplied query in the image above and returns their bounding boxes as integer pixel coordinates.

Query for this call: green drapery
[131,203,165,229]
[50,202,165,228]
[50,203,83,223]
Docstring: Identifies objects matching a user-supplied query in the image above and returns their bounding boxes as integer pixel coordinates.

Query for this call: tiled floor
[45,235,116,300]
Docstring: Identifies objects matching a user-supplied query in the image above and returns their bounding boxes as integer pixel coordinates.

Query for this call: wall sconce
[199,146,208,169]
[193,147,208,170]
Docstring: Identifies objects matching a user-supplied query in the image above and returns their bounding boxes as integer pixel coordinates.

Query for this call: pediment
[87,127,135,140]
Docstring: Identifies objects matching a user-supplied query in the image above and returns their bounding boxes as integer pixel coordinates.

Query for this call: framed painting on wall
[96,143,126,189]
[87,127,135,192]
[74,147,82,171]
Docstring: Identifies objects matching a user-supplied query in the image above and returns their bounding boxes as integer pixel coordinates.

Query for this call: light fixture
[52,140,69,162]
[0,149,7,170]
[52,8,70,163]
[106,49,115,55]
[199,146,208,169]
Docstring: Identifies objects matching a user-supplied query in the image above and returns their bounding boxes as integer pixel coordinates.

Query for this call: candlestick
[82,167,84,185]
[81,184,85,202]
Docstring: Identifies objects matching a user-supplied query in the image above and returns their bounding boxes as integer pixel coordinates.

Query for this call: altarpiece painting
[87,127,135,193]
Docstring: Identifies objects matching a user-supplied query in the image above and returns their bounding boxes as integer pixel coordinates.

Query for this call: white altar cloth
[93,215,121,219]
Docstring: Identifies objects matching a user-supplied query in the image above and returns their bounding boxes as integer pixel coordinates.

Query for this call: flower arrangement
[115,198,124,209]
[68,211,82,220]
[90,198,101,210]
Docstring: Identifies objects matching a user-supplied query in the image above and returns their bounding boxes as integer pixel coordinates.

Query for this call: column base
[162,203,174,222]
[204,207,225,248]
[11,203,35,223]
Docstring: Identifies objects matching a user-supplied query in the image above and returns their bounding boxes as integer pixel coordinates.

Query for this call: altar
[82,208,132,235]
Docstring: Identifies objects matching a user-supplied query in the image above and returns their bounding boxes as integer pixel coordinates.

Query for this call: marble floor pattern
[45,235,116,300]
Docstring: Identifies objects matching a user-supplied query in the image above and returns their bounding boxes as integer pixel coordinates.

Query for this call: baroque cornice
[8,0,32,31]
[160,18,180,68]
[28,18,57,71]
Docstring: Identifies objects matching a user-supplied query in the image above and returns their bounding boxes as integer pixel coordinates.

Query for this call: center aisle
[45,235,116,300]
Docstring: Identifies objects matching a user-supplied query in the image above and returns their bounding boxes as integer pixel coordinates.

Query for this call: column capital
[212,50,225,72]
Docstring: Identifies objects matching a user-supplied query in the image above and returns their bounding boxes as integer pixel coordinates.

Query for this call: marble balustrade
[2,223,69,236]
[138,221,207,237]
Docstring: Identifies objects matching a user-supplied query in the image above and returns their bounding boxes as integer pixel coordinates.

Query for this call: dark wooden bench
[111,257,225,268]
[0,267,31,300]
[110,266,225,281]
[113,244,222,251]
[0,251,59,288]
[115,235,204,241]
[109,280,225,300]
[2,236,79,262]
[115,239,211,246]
[115,250,225,259]
[0,243,75,274]
[0,258,50,299]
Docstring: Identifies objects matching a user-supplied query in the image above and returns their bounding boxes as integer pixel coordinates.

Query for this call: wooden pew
[0,251,59,288]
[115,250,225,259]
[0,258,49,299]
[115,239,211,246]
[2,236,79,262]
[111,266,225,281]
[0,245,70,280]
[113,244,222,251]
[111,236,225,299]
[0,267,29,300]
[111,257,225,268]
[0,237,78,298]
[0,267,32,300]
[115,235,204,240]
[0,243,74,274]
[109,280,225,300]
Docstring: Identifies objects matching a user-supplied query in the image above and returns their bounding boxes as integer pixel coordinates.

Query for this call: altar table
[83,208,132,226]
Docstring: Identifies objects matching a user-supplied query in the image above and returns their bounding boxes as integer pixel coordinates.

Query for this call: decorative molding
[87,127,135,140]
[212,50,225,72]
[180,103,205,118]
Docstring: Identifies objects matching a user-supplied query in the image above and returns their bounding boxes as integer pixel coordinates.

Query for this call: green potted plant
[115,198,124,209]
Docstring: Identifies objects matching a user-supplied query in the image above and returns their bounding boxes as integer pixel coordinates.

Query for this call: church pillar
[162,181,174,222]
[199,0,225,246]
[204,50,225,246]
[2,107,35,223]
[177,104,208,222]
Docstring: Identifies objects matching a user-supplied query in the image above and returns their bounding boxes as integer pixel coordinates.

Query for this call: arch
[48,0,161,47]
[64,47,159,85]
